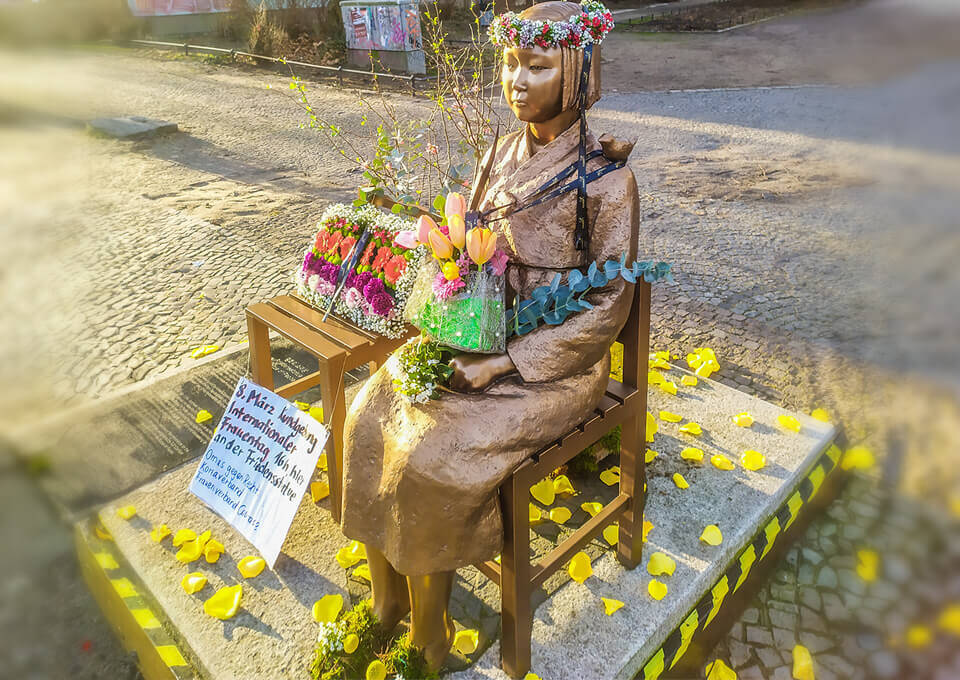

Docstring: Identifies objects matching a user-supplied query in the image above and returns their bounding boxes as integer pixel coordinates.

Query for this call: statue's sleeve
[506,169,640,384]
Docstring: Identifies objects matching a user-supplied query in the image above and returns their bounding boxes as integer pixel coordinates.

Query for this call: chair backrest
[615,281,652,391]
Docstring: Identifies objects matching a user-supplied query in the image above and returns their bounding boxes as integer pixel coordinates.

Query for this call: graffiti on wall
[341,2,422,52]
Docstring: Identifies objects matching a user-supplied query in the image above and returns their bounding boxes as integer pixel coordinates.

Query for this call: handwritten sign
[189,377,329,566]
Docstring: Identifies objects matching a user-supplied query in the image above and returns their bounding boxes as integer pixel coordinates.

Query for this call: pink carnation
[432,271,466,300]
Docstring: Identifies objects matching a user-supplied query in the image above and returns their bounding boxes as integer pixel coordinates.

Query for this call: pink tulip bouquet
[393,192,510,353]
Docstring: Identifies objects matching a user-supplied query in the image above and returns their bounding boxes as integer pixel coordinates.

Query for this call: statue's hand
[448,353,517,393]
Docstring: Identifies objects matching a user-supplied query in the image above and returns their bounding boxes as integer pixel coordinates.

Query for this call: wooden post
[499,462,533,679]
[246,314,274,390]
[317,353,347,524]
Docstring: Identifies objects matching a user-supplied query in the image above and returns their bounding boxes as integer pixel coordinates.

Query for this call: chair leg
[317,354,347,525]
[499,467,532,679]
[246,314,274,390]
[617,411,646,569]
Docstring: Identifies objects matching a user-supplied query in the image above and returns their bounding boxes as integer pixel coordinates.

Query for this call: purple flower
[432,271,466,300]
[353,271,373,292]
[319,263,340,285]
[302,251,315,272]
[363,277,386,300]
[488,248,509,276]
[370,292,394,316]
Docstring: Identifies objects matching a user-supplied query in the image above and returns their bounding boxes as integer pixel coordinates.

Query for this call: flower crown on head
[488,0,614,50]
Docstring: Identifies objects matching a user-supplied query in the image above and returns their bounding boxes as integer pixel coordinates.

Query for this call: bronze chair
[475,280,652,679]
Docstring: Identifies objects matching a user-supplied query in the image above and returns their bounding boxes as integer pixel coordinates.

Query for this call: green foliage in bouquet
[393,336,458,403]
[384,634,436,680]
[310,601,387,680]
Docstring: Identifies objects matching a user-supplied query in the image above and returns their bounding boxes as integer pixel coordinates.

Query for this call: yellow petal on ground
[856,549,879,582]
[681,375,698,387]
[645,449,659,463]
[195,409,213,424]
[700,525,723,546]
[150,524,171,543]
[649,357,671,370]
[175,538,204,563]
[172,529,196,547]
[529,504,542,523]
[777,414,802,433]
[310,481,330,503]
[237,555,266,578]
[602,597,625,616]
[524,674,542,680]
[659,381,678,396]
[346,540,366,560]
[316,453,328,470]
[343,633,359,654]
[741,450,766,471]
[841,445,875,471]
[659,410,683,423]
[603,524,619,546]
[937,604,960,636]
[549,507,572,524]
[204,584,242,620]
[705,659,738,680]
[181,572,207,594]
[647,551,676,576]
[810,408,831,422]
[581,502,604,517]
[94,523,113,541]
[454,628,480,655]
[204,539,225,563]
[647,412,658,443]
[366,659,387,680]
[530,478,556,506]
[643,520,654,542]
[568,552,593,584]
[599,469,621,486]
[681,447,704,463]
[648,371,664,386]
[190,344,220,359]
[906,625,932,649]
[309,406,324,422]
[335,545,362,569]
[312,594,344,623]
[648,579,668,600]
[196,530,211,549]
[732,412,754,428]
[792,644,814,680]
[552,475,576,496]
[116,505,137,520]
[673,473,690,489]
[651,350,670,362]
[294,400,309,411]
[711,454,735,471]
[679,422,702,436]
[352,563,372,582]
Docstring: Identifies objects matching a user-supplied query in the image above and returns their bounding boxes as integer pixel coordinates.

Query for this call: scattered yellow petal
[204,539,225,563]
[673,473,689,489]
[646,412,658,443]
[651,350,670,362]
[659,381,678,395]
[237,555,266,578]
[346,541,366,560]
[309,406,324,422]
[681,375,698,387]
[116,505,137,520]
[568,552,593,584]
[777,414,802,433]
[647,551,676,576]
[810,408,831,422]
[454,629,480,655]
[643,520,653,542]
[700,525,723,546]
[841,445,875,471]
[524,674,541,680]
[195,409,214,424]
[176,538,204,563]
[648,579,668,600]
[687,347,720,378]
[659,410,683,423]
[705,658,738,680]
[196,530,211,549]
[906,625,932,649]
[94,524,113,541]
[581,502,604,517]
[856,549,879,582]
[204,584,242,620]
[366,659,387,680]
[190,344,220,359]
[172,529,196,547]
[645,448,659,463]
[312,594,343,623]
[343,633,359,654]
[310,481,330,503]
[732,412,754,428]
[603,524,619,546]
[649,357,671,370]
[601,597,625,616]
[679,422,702,436]
[648,371,664,386]
[741,450,766,471]
[335,545,363,569]
[353,563,372,581]
[552,475,576,495]
[937,604,960,636]
[529,504,542,523]
[549,507,572,524]
[792,644,814,680]
[294,400,309,411]
[181,572,207,594]
[530,478,556,506]
[681,447,704,462]
[711,454,735,471]
[150,524,171,543]
[599,469,621,486]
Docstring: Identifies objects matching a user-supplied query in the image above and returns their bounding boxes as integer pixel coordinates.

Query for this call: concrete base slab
[92,365,837,680]
[88,116,179,139]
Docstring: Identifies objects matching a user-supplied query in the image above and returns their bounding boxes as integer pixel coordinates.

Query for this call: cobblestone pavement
[1,0,959,677]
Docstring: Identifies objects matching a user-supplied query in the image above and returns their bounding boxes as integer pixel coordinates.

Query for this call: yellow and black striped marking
[75,520,198,680]
[641,443,842,680]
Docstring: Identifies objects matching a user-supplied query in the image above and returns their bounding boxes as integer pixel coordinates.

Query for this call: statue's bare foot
[422,616,456,673]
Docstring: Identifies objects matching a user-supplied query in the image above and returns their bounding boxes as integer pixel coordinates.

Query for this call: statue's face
[501,46,564,123]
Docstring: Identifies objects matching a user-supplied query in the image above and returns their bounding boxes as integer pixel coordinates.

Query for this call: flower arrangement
[488,0,614,50]
[393,336,456,403]
[295,204,427,338]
